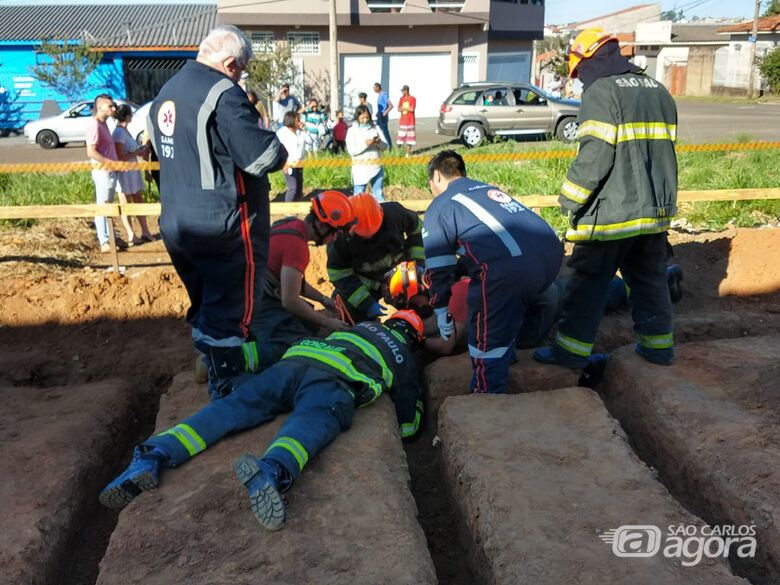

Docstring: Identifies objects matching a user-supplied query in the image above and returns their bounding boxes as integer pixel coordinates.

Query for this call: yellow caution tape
[1,141,779,174]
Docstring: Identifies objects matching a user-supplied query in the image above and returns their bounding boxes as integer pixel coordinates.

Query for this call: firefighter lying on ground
[100,310,426,532]
[327,194,425,323]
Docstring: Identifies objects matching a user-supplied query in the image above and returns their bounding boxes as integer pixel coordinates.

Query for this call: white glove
[435,307,454,340]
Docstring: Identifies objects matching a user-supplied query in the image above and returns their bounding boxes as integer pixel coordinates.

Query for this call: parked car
[437,82,581,147]
[23,99,148,149]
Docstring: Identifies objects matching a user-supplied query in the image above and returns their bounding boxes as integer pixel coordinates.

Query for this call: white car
[24,100,150,149]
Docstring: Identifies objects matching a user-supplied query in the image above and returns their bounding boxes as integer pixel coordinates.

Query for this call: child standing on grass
[346,104,387,202]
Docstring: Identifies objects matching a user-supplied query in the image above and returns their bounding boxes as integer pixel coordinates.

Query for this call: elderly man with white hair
[147,25,288,400]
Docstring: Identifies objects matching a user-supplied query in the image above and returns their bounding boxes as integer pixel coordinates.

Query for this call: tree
[246,43,301,119]
[758,46,780,93]
[763,0,780,17]
[29,38,102,103]
[536,35,570,79]
[661,9,685,21]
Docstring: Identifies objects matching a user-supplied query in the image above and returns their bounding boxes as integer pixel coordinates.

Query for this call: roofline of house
[92,45,199,52]
[567,3,657,28]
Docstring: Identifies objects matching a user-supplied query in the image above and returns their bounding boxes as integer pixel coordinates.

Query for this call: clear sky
[545,0,755,25]
[0,0,757,24]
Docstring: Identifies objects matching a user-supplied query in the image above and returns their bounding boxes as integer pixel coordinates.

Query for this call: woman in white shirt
[275,111,307,202]
[112,104,153,245]
[346,105,387,202]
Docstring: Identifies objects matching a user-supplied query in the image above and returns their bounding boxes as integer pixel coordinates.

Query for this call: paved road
[1,100,778,164]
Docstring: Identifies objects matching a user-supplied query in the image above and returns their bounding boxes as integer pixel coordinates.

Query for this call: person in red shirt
[331,110,348,154]
[396,85,416,156]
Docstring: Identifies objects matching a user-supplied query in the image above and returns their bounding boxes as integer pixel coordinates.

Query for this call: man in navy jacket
[148,26,286,399]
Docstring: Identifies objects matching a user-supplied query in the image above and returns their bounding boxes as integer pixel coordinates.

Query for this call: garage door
[341,52,452,119]
[387,53,451,119]
[341,54,382,117]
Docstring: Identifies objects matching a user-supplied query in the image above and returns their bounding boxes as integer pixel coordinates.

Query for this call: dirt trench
[2,221,780,584]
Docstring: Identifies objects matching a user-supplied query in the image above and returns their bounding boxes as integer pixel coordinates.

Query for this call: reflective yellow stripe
[616,122,677,143]
[347,286,371,308]
[554,331,593,357]
[329,332,393,387]
[577,119,617,145]
[327,267,354,281]
[158,424,206,457]
[408,246,425,260]
[400,408,422,438]
[265,436,309,472]
[560,179,592,204]
[566,216,673,242]
[178,424,206,453]
[283,345,383,405]
[639,333,674,349]
[242,341,259,371]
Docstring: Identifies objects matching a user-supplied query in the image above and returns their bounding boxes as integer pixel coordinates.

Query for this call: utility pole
[747,0,761,99]
[329,0,340,116]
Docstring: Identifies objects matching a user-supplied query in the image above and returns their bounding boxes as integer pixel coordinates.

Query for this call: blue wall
[0,42,126,130]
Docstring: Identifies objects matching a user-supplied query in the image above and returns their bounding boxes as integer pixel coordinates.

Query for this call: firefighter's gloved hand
[366,301,387,319]
[435,307,454,340]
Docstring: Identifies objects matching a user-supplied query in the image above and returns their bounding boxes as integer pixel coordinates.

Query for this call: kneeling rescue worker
[100,311,426,531]
[327,194,425,322]
[533,28,678,368]
[247,191,354,372]
[423,150,563,394]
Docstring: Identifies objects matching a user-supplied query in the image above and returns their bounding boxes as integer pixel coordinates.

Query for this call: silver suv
[436,82,580,147]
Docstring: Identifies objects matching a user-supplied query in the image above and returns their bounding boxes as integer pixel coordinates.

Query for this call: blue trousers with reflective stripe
[468,252,560,394]
[555,233,673,360]
[145,361,355,483]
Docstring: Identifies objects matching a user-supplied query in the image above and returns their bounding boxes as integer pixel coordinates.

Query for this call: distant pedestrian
[358,92,373,119]
[396,84,416,156]
[346,104,387,202]
[247,90,270,129]
[112,104,154,245]
[273,83,300,129]
[303,98,326,152]
[373,82,393,148]
[86,94,126,253]
[331,110,348,154]
[276,111,306,201]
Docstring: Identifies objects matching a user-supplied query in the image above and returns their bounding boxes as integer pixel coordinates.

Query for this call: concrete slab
[438,390,747,585]
[602,336,780,584]
[97,373,436,585]
[0,381,136,585]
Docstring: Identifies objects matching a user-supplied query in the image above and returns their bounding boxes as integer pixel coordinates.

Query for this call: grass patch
[2,140,780,231]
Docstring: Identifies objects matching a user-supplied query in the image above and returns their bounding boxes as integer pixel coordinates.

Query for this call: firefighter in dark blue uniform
[99,311,426,531]
[423,151,563,394]
[147,26,286,399]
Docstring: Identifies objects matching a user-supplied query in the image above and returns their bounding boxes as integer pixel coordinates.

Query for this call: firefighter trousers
[552,233,673,361]
[145,361,356,485]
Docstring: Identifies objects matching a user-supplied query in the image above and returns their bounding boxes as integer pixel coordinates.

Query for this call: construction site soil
[1,218,779,585]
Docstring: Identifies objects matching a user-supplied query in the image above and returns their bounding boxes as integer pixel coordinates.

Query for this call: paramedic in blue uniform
[148,25,287,399]
[422,150,563,394]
